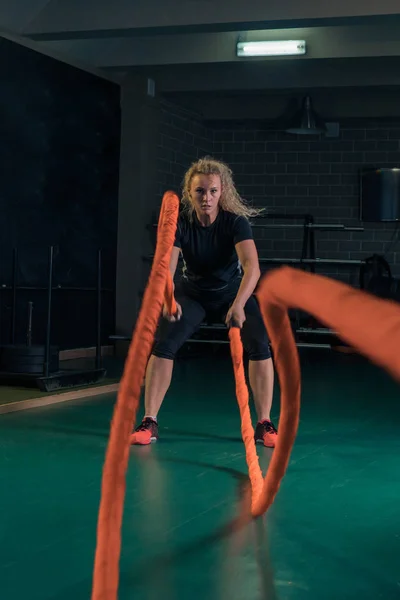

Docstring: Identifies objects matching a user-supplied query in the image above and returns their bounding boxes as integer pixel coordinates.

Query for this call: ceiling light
[237,40,306,57]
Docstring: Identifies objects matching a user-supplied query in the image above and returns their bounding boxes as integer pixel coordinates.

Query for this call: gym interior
[1,4,400,599]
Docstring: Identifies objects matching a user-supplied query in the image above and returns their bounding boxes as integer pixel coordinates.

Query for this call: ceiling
[2,1,400,95]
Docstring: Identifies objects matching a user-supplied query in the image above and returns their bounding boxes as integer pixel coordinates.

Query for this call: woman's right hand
[163,301,182,322]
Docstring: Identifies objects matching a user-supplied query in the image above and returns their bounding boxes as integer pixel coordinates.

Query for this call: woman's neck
[195,207,219,227]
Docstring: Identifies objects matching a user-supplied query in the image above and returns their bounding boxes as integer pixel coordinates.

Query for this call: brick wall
[156,101,213,203]
[212,121,400,282]
[141,101,213,293]
[155,104,400,283]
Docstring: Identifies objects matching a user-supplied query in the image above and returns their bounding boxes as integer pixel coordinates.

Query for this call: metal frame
[0,246,107,390]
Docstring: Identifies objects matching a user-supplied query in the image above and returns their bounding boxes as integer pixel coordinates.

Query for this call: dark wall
[115,77,161,336]
[141,100,213,291]
[125,100,213,328]
[156,101,213,201]
[116,92,213,337]
[0,37,121,349]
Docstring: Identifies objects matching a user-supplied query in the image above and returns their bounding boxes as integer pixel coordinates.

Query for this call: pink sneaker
[130,417,159,445]
[254,420,278,448]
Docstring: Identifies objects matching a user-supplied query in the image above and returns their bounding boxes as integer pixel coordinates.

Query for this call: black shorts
[152,280,271,361]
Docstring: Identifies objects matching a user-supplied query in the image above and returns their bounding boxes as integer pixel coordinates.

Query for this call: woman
[131,157,278,447]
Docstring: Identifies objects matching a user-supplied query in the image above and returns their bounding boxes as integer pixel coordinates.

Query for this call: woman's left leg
[248,358,274,422]
[241,295,278,447]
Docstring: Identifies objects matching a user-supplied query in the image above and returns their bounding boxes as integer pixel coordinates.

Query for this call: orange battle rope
[91,191,179,600]
[229,291,301,517]
[92,190,400,599]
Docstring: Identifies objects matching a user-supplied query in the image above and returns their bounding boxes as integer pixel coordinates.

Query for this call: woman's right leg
[143,355,174,419]
[131,292,206,444]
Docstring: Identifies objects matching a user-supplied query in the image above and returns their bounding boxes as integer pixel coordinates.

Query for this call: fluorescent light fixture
[237,40,306,57]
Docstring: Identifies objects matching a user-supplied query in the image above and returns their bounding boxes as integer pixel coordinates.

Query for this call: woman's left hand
[225,302,246,328]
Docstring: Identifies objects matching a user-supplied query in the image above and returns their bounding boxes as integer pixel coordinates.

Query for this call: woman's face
[189,174,222,220]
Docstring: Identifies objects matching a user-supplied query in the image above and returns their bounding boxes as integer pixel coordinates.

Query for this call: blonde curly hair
[181,156,263,220]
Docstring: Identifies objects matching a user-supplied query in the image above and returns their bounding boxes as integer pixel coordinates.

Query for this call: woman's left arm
[225,239,261,327]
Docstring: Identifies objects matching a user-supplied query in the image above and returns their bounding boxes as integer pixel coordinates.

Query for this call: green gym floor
[1,350,399,600]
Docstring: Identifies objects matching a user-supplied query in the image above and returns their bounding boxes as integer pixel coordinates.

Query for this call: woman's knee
[246,344,272,361]
[153,298,206,360]
[241,300,272,360]
[241,321,272,360]
[152,343,178,361]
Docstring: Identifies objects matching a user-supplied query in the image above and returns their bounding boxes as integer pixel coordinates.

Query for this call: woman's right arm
[163,246,182,321]
[169,246,181,285]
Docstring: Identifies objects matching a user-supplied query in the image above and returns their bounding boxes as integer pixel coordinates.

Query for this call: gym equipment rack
[0,247,107,391]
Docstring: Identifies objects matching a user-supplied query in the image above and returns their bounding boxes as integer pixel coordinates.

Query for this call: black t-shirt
[174,209,253,290]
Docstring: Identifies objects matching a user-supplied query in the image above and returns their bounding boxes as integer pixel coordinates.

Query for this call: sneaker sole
[130,435,158,445]
[255,439,275,448]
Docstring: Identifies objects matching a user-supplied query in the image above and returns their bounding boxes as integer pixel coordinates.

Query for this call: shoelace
[261,420,277,434]
[136,418,155,431]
